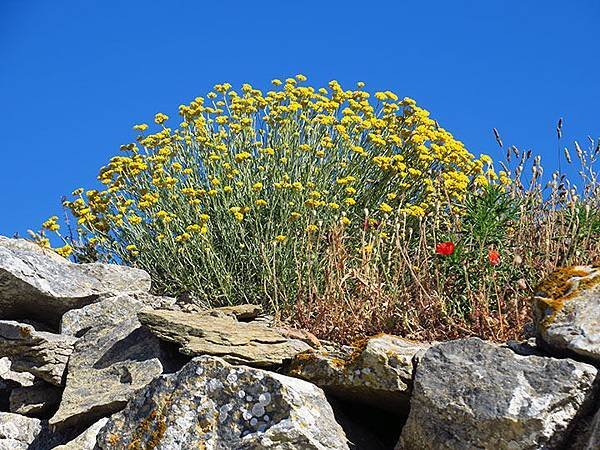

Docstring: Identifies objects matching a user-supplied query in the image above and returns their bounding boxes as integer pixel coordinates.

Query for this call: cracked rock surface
[96,355,349,449]
[139,308,311,367]
[0,321,76,386]
[397,338,599,450]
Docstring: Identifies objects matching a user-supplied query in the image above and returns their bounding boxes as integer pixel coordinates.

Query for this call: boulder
[397,338,598,450]
[289,334,429,412]
[139,308,311,367]
[9,381,62,417]
[96,355,349,449]
[60,292,175,337]
[533,264,600,363]
[52,418,109,450]
[0,412,42,450]
[0,236,151,328]
[0,321,76,385]
[49,318,164,429]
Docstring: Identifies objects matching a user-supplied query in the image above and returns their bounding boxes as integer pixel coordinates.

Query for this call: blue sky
[1,0,598,236]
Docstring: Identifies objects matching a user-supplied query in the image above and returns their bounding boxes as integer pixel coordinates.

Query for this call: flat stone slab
[397,338,598,450]
[533,264,600,363]
[289,334,430,413]
[60,292,175,337]
[96,356,349,449]
[49,318,163,429]
[0,321,76,386]
[138,308,311,367]
[0,236,151,328]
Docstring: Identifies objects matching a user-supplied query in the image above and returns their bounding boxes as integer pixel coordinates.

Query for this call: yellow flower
[274,234,287,243]
[55,244,73,258]
[42,216,60,232]
[154,113,169,124]
[133,123,149,132]
[128,215,143,224]
[255,199,267,207]
[379,202,393,213]
[306,224,318,233]
[271,79,282,86]
[289,212,301,220]
[252,182,263,191]
[235,152,252,162]
[126,244,139,255]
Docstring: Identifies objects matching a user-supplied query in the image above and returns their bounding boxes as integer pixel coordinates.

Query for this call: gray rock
[571,405,600,450]
[52,417,109,450]
[533,264,600,363]
[0,412,42,450]
[397,338,598,450]
[0,236,151,328]
[139,308,310,367]
[0,321,76,385]
[9,381,62,417]
[0,357,34,387]
[289,334,429,412]
[96,355,349,449]
[49,318,163,429]
[60,292,175,337]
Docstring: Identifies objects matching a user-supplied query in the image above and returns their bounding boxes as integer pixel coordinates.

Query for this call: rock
[9,381,62,417]
[0,357,34,387]
[0,321,76,386]
[52,417,109,450]
[289,334,429,412]
[213,304,264,320]
[0,412,42,450]
[533,264,600,363]
[49,318,164,429]
[96,355,349,449]
[139,308,311,367]
[0,236,151,328]
[573,406,600,450]
[60,292,175,337]
[397,338,598,450]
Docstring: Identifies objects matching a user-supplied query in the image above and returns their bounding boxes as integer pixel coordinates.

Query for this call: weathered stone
[397,338,598,450]
[571,404,600,450]
[533,264,600,363]
[0,357,34,387]
[9,381,62,417]
[52,417,109,450]
[214,304,264,320]
[139,309,311,367]
[60,292,175,337]
[0,236,151,328]
[49,318,164,429]
[289,334,429,412]
[0,412,42,450]
[96,356,349,449]
[0,321,76,385]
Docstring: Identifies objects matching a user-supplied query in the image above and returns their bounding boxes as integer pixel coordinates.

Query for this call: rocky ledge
[0,236,598,449]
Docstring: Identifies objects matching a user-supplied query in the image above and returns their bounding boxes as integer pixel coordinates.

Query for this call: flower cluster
[41,76,497,304]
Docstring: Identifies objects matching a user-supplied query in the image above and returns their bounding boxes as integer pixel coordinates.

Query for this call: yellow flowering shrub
[43,76,498,309]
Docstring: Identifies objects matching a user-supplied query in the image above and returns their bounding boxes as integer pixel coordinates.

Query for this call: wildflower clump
[39,76,600,344]
[45,76,493,309]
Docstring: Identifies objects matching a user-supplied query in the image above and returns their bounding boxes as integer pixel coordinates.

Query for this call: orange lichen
[534,265,600,327]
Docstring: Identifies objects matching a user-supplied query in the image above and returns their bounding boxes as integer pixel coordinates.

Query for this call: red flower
[488,249,501,266]
[436,242,455,256]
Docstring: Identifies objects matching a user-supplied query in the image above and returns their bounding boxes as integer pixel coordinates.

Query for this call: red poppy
[488,249,501,266]
[436,242,455,256]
